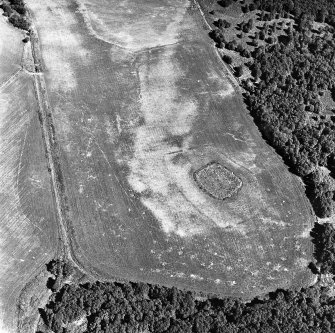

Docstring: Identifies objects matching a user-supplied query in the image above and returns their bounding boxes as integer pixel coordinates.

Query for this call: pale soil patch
[26,0,90,92]
[125,56,288,238]
[76,0,191,51]
[125,45,239,238]
[317,216,335,225]
[61,314,87,333]
[319,90,335,115]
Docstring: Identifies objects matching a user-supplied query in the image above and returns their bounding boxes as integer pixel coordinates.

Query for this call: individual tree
[217,40,224,48]
[242,19,254,33]
[222,54,232,64]
[234,65,244,77]
[217,19,231,29]
[266,36,274,44]
[240,48,251,58]
[216,18,224,29]
[236,43,244,53]
[316,9,328,23]
[251,38,259,47]
[219,0,233,8]
[241,5,248,13]
[222,19,231,28]
[249,3,256,12]
[225,39,237,50]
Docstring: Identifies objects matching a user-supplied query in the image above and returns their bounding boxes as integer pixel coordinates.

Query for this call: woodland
[39,257,335,333]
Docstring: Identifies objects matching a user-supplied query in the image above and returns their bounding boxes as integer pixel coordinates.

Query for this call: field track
[21,0,316,314]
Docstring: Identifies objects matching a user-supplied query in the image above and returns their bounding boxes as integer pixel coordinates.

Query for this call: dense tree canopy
[311,223,335,274]
[39,276,335,333]
[242,20,335,217]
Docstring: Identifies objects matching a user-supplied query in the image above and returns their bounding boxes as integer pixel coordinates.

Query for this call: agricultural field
[23,0,314,302]
[1,0,330,331]
[0,15,58,333]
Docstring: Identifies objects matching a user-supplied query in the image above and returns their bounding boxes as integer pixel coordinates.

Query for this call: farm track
[28,26,93,280]
[28,20,117,285]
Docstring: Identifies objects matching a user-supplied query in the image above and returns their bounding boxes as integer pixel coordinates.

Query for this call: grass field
[24,0,315,303]
[0,16,59,333]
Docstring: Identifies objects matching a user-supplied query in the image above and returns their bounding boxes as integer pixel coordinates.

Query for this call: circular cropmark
[193,162,242,200]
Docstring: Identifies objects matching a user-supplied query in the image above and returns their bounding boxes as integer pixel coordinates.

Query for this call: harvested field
[0,16,58,333]
[24,0,314,303]
[0,16,22,85]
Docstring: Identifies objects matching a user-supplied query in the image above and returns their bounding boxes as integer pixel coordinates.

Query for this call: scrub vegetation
[253,0,335,24]
[0,0,30,30]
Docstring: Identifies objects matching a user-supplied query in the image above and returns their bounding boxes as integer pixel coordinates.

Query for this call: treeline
[39,277,335,333]
[0,0,30,30]
[242,25,335,217]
